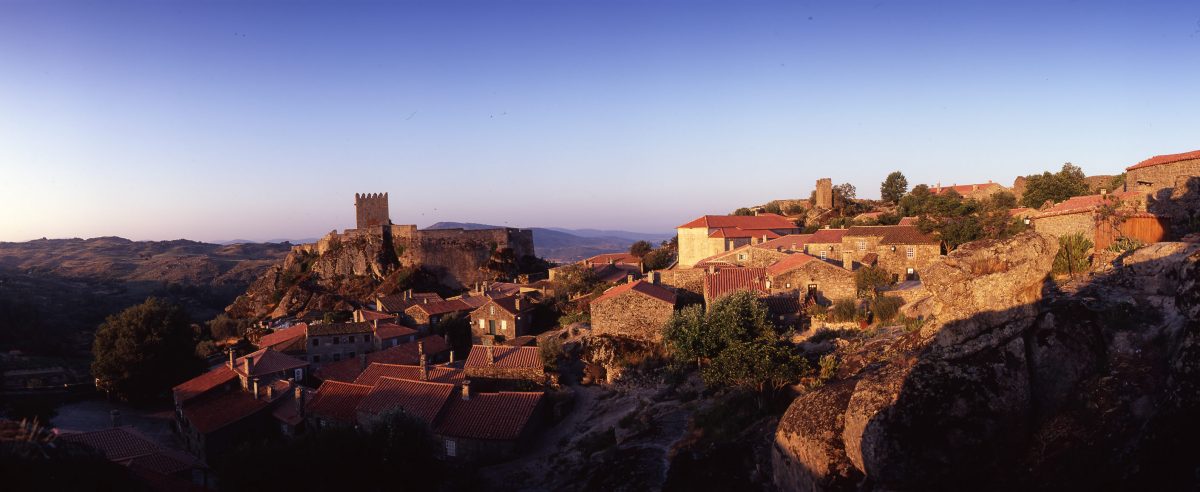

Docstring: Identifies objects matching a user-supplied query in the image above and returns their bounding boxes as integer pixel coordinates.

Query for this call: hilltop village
[7,149,1200,491]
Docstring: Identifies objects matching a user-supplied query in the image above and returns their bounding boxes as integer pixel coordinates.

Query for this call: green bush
[1052,232,1093,276]
[870,296,904,324]
[558,311,590,327]
[818,354,839,382]
[829,299,858,322]
[1107,236,1144,254]
[901,316,926,333]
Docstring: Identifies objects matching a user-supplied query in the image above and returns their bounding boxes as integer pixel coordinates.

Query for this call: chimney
[515,296,523,311]
[449,350,455,364]
[228,349,234,369]
[418,341,425,356]
[1101,188,1108,196]
[359,353,367,372]
[423,297,429,304]
[487,345,495,365]
[843,252,853,270]
[110,410,121,428]
[243,356,251,376]
[294,386,305,419]
[252,378,259,398]
[461,380,471,401]
[419,353,428,381]
[707,265,716,274]
[405,289,412,300]
[266,384,274,400]
[648,271,660,285]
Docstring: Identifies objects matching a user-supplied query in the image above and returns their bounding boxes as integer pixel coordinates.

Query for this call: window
[906,247,915,259]
[333,353,341,362]
[737,253,746,261]
[445,439,457,457]
[348,336,355,343]
[819,250,827,260]
[501,320,508,332]
[333,337,340,345]
[489,306,495,315]
[348,351,355,358]
[857,240,866,251]
[488,319,496,335]
[479,319,486,330]
[312,338,320,347]
[313,355,320,363]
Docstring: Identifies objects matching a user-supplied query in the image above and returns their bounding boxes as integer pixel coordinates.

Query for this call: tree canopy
[629,240,653,258]
[880,171,909,204]
[91,297,204,403]
[900,186,1026,251]
[1020,163,1091,208]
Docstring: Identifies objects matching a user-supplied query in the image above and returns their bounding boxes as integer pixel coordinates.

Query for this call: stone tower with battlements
[815,178,833,209]
[355,193,390,229]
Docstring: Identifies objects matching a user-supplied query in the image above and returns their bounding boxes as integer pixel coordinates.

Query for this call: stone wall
[677,227,722,268]
[394,227,536,289]
[1126,158,1200,201]
[705,247,789,268]
[355,193,390,229]
[1032,213,1096,239]
[804,242,844,263]
[470,307,530,342]
[769,260,856,304]
[816,178,833,209]
[591,291,675,343]
[657,268,706,300]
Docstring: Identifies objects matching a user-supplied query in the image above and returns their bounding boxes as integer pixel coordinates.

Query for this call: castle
[334,192,536,288]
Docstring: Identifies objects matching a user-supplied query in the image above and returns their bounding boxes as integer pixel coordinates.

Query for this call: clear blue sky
[1,0,1198,242]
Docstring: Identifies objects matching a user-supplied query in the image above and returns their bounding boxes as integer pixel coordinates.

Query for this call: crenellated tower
[354,192,391,229]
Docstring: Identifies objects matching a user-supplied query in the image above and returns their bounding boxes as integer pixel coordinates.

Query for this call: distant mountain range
[426,222,672,263]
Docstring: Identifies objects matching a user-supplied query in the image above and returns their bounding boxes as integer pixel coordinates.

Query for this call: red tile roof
[761,295,802,318]
[709,228,781,239]
[125,449,201,476]
[464,345,543,371]
[753,234,813,251]
[375,322,418,340]
[257,324,307,351]
[358,310,395,322]
[897,216,918,225]
[58,427,161,462]
[456,294,491,309]
[353,363,464,386]
[235,348,307,379]
[765,253,820,276]
[408,299,474,316]
[591,263,642,283]
[307,321,374,336]
[678,214,798,230]
[377,292,444,313]
[307,380,373,424]
[356,377,455,425]
[584,253,642,266]
[1127,149,1200,171]
[315,336,451,382]
[172,365,236,404]
[272,402,304,427]
[807,228,849,244]
[704,267,769,300]
[181,390,269,434]
[928,182,1002,195]
[845,225,940,245]
[1033,191,1142,219]
[477,296,534,317]
[592,280,677,306]
[435,391,543,441]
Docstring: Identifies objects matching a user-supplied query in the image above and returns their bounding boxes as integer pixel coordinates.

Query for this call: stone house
[1029,191,1165,248]
[753,234,813,253]
[469,296,533,345]
[802,228,849,263]
[314,335,452,383]
[306,322,376,369]
[765,253,856,303]
[927,181,1009,201]
[841,225,942,281]
[58,427,208,489]
[375,290,444,314]
[463,345,544,386]
[676,214,801,268]
[404,298,474,332]
[590,280,677,343]
[1125,149,1200,201]
[694,244,791,269]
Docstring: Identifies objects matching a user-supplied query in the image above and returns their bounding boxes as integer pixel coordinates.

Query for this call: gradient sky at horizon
[2,0,1198,242]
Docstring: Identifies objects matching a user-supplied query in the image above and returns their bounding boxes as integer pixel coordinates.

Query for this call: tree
[433,312,472,357]
[732,207,754,216]
[551,263,600,297]
[833,183,857,203]
[206,314,241,340]
[703,339,809,408]
[762,202,783,215]
[662,305,709,370]
[629,240,653,258]
[784,203,806,215]
[880,171,909,204]
[642,247,676,271]
[91,298,204,403]
[1020,163,1091,208]
[663,291,778,369]
[854,265,894,297]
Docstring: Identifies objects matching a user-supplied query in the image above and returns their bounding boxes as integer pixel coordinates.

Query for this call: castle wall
[394,227,536,289]
[355,193,390,229]
[815,178,833,210]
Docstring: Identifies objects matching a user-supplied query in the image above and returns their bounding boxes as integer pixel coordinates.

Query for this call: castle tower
[354,193,390,229]
[815,178,833,210]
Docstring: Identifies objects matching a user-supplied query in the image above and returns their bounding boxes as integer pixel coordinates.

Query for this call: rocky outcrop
[773,233,1200,491]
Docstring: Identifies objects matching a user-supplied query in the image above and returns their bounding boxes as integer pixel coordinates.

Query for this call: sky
[1,0,1198,242]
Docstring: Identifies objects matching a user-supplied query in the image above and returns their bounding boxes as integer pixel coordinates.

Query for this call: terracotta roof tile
[928,182,1002,195]
[898,216,918,225]
[375,322,418,340]
[358,310,396,322]
[1033,191,1142,219]
[761,295,802,318]
[377,293,443,313]
[256,324,307,351]
[307,380,373,424]
[584,253,642,266]
[845,225,939,245]
[181,390,269,434]
[677,214,797,230]
[592,280,677,306]
[234,348,307,379]
[435,391,543,441]
[356,377,455,425]
[58,427,161,462]
[1127,149,1200,171]
[307,321,374,336]
[172,365,237,404]
[353,363,464,386]
[807,229,849,244]
[765,253,819,276]
[709,228,782,239]
[408,299,474,316]
[464,345,542,371]
[315,336,450,382]
[752,234,813,251]
[704,267,769,300]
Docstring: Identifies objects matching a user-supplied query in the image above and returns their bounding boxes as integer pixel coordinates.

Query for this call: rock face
[773,232,1200,491]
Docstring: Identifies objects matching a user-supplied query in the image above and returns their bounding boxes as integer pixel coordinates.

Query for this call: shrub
[829,299,858,322]
[538,336,563,372]
[1107,236,1144,254]
[558,311,590,327]
[1052,232,1093,277]
[854,265,894,298]
[818,354,839,382]
[901,316,926,333]
[870,296,904,324]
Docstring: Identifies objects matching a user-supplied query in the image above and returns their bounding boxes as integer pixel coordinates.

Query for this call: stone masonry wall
[769,261,856,303]
[816,178,833,209]
[591,292,675,343]
[875,244,942,281]
[393,227,535,289]
[1033,213,1097,240]
[706,247,790,268]
[1126,158,1200,201]
[355,193,390,229]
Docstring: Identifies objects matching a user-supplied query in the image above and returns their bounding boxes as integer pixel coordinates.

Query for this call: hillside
[0,237,291,355]
[426,222,671,263]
